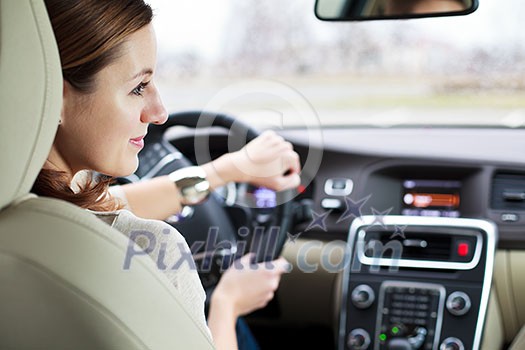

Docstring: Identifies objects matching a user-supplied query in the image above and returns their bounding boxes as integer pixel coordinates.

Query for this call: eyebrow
[129,68,153,81]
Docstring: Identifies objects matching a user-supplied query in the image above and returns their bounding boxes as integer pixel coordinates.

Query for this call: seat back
[0,1,214,349]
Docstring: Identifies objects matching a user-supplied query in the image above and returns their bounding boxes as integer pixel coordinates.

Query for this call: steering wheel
[120,110,295,290]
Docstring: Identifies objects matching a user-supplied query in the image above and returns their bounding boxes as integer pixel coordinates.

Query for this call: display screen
[251,186,277,209]
[402,180,461,217]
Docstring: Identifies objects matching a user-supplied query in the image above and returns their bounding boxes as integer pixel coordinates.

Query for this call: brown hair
[32,0,153,211]
[33,169,122,212]
[47,0,153,93]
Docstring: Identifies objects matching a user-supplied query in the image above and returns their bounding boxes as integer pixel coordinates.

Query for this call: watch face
[170,167,210,205]
[182,183,210,205]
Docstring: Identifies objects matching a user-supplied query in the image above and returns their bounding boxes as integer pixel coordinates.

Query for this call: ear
[60,80,67,121]
[61,80,75,123]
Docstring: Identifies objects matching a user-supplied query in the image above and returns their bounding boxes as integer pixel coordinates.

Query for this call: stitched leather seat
[0,1,214,349]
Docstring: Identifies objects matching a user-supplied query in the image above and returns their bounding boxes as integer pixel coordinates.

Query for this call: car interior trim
[339,215,497,350]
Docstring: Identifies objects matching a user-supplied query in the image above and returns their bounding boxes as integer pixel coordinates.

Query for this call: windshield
[148,0,525,128]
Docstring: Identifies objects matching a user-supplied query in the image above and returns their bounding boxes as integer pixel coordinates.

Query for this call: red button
[458,242,469,257]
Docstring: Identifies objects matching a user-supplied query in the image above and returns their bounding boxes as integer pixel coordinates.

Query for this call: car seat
[0,1,215,349]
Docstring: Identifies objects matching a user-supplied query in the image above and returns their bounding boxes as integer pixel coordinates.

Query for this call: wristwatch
[168,166,210,206]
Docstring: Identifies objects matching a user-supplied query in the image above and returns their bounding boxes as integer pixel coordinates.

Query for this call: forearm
[119,154,239,221]
[118,175,183,220]
[201,152,243,190]
[207,294,239,350]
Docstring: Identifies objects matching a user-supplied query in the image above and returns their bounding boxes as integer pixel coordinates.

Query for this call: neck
[45,145,76,181]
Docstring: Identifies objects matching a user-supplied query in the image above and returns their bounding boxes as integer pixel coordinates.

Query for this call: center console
[339,216,496,350]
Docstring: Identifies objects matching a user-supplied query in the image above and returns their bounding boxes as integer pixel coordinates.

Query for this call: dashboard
[170,126,525,249]
[275,127,525,250]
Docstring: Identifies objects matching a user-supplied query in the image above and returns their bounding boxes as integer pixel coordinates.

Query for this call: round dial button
[347,328,371,350]
[351,284,375,309]
[440,337,465,350]
[446,291,471,316]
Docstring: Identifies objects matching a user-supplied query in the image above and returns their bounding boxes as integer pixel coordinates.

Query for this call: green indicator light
[392,326,399,334]
[379,334,387,342]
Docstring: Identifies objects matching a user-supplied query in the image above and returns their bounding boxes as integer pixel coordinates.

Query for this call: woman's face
[385,0,465,15]
[54,24,167,178]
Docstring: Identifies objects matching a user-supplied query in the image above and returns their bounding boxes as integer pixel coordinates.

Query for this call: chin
[120,159,139,177]
[102,158,138,178]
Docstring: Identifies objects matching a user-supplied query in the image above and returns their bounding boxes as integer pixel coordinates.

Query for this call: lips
[129,135,145,149]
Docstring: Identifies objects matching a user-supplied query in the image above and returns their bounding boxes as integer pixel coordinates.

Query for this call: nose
[141,83,168,125]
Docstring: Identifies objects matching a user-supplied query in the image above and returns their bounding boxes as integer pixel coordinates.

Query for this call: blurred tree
[220,0,315,76]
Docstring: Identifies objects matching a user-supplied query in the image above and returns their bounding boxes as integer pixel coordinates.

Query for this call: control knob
[347,328,371,350]
[446,291,471,316]
[439,337,465,350]
[351,284,375,309]
[387,327,427,350]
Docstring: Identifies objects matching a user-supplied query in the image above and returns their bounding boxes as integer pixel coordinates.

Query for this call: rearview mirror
[315,0,478,21]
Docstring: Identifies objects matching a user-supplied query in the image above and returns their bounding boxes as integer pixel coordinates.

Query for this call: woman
[33,1,298,349]
[110,129,301,350]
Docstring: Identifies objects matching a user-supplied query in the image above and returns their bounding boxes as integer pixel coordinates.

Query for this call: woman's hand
[208,253,289,350]
[232,130,301,190]
[211,253,291,317]
[204,130,301,191]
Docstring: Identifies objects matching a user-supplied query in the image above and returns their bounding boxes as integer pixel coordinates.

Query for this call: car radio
[339,216,496,350]
[401,180,461,218]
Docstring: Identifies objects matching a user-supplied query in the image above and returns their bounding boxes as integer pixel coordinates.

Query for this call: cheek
[60,83,145,176]
[93,96,138,141]
[85,99,142,175]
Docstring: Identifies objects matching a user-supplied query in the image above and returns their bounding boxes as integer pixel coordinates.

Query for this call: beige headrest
[0,0,62,210]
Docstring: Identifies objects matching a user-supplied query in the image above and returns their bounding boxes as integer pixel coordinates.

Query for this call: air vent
[355,226,482,270]
[491,173,525,211]
[364,231,452,261]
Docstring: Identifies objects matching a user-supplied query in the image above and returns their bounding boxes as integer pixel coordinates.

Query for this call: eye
[131,81,150,96]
